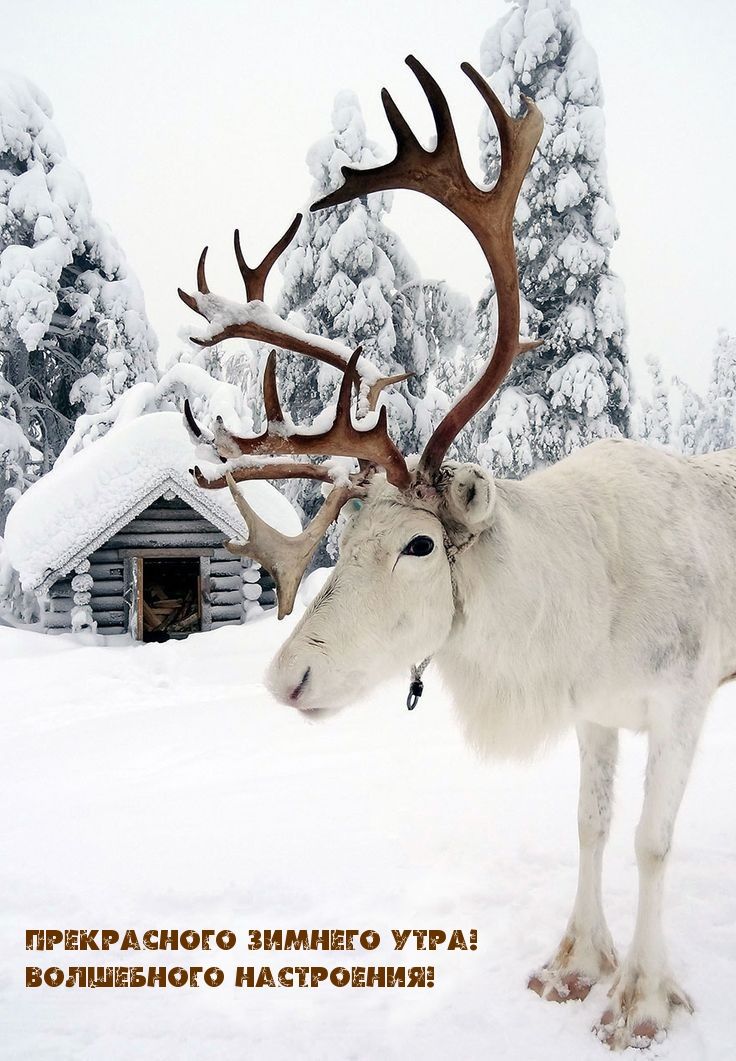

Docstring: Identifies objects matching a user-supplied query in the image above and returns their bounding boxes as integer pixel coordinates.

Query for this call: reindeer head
[179,56,543,713]
[265,461,498,712]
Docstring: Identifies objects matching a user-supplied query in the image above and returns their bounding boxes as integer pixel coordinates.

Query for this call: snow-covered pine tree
[199,334,274,443]
[0,372,33,528]
[274,90,472,525]
[697,329,736,453]
[640,354,672,448]
[673,377,703,456]
[0,72,157,522]
[471,0,631,475]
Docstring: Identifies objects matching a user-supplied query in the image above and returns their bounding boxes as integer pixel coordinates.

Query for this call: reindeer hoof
[528,931,617,1005]
[528,969,594,1002]
[593,968,693,1050]
[594,1010,665,1051]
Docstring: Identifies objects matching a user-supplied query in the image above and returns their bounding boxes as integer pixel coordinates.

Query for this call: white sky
[6,0,736,393]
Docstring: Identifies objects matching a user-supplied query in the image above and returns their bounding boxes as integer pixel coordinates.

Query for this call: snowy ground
[1,602,735,1061]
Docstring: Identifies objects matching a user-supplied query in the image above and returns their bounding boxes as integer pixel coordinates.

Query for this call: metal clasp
[406,678,424,711]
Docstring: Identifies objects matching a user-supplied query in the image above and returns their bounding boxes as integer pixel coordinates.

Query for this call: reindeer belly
[575,689,649,732]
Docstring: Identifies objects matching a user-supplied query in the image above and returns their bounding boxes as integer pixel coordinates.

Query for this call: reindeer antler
[312,56,544,478]
[225,472,361,619]
[179,216,416,615]
[189,349,411,490]
[233,215,302,302]
[177,216,409,397]
[185,349,409,610]
[180,57,544,617]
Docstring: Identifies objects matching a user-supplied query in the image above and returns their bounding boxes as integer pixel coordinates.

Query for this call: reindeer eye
[402,535,435,557]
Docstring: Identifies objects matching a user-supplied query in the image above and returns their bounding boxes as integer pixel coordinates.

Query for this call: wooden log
[89,563,124,580]
[210,562,241,578]
[92,609,125,625]
[91,595,125,611]
[259,588,277,606]
[44,611,72,628]
[122,518,218,535]
[47,583,73,600]
[91,580,124,597]
[109,532,224,548]
[48,598,73,615]
[88,549,120,563]
[118,547,214,559]
[211,617,243,630]
[210,590,243,607]
[137,507,203,521]
[243,583,261,602]
[211,604,243,621]
[210,575,242,592]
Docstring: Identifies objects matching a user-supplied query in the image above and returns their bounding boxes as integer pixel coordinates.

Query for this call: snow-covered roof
[3,412,301,593]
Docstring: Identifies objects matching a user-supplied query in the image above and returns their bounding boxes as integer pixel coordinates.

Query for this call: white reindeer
[180,57,730,1050]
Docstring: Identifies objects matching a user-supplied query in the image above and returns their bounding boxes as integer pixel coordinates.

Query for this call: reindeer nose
[289,666,311,704]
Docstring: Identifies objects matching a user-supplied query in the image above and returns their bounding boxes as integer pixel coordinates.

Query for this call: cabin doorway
[140,556,201,641]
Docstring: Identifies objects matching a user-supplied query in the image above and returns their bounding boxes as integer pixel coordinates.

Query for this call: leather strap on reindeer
[406,528,478,710]
[179,55,543,626]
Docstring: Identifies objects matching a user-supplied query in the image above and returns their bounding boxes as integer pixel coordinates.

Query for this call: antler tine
[177,287,202,316]
[367,371,412,411]
[191,462,336,490]
[461,63,542,214]
[234,213,303,301]
[334,344,359,421]
[225,472,359,619]
[381,88,422,155]
[262,350,284,423]
[405,54,461,159]
[183,398,203,439]
[197,247,210,294]
[177,248,211,318]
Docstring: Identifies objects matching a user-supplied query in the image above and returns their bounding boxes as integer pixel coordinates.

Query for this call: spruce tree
[673,377,703,456]
[471,0,631,475]
[698,329,736,453]
[0,72,157,526]
[640,354,672,448]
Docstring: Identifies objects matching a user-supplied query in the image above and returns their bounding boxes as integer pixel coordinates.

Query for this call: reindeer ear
[440,463,495,528]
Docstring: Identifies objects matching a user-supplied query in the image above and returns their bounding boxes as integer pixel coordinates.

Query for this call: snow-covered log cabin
[2,412,301,639]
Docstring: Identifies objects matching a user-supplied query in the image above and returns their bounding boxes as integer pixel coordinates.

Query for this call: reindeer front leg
[595,700,703,1050]
[529,721,618,1002]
